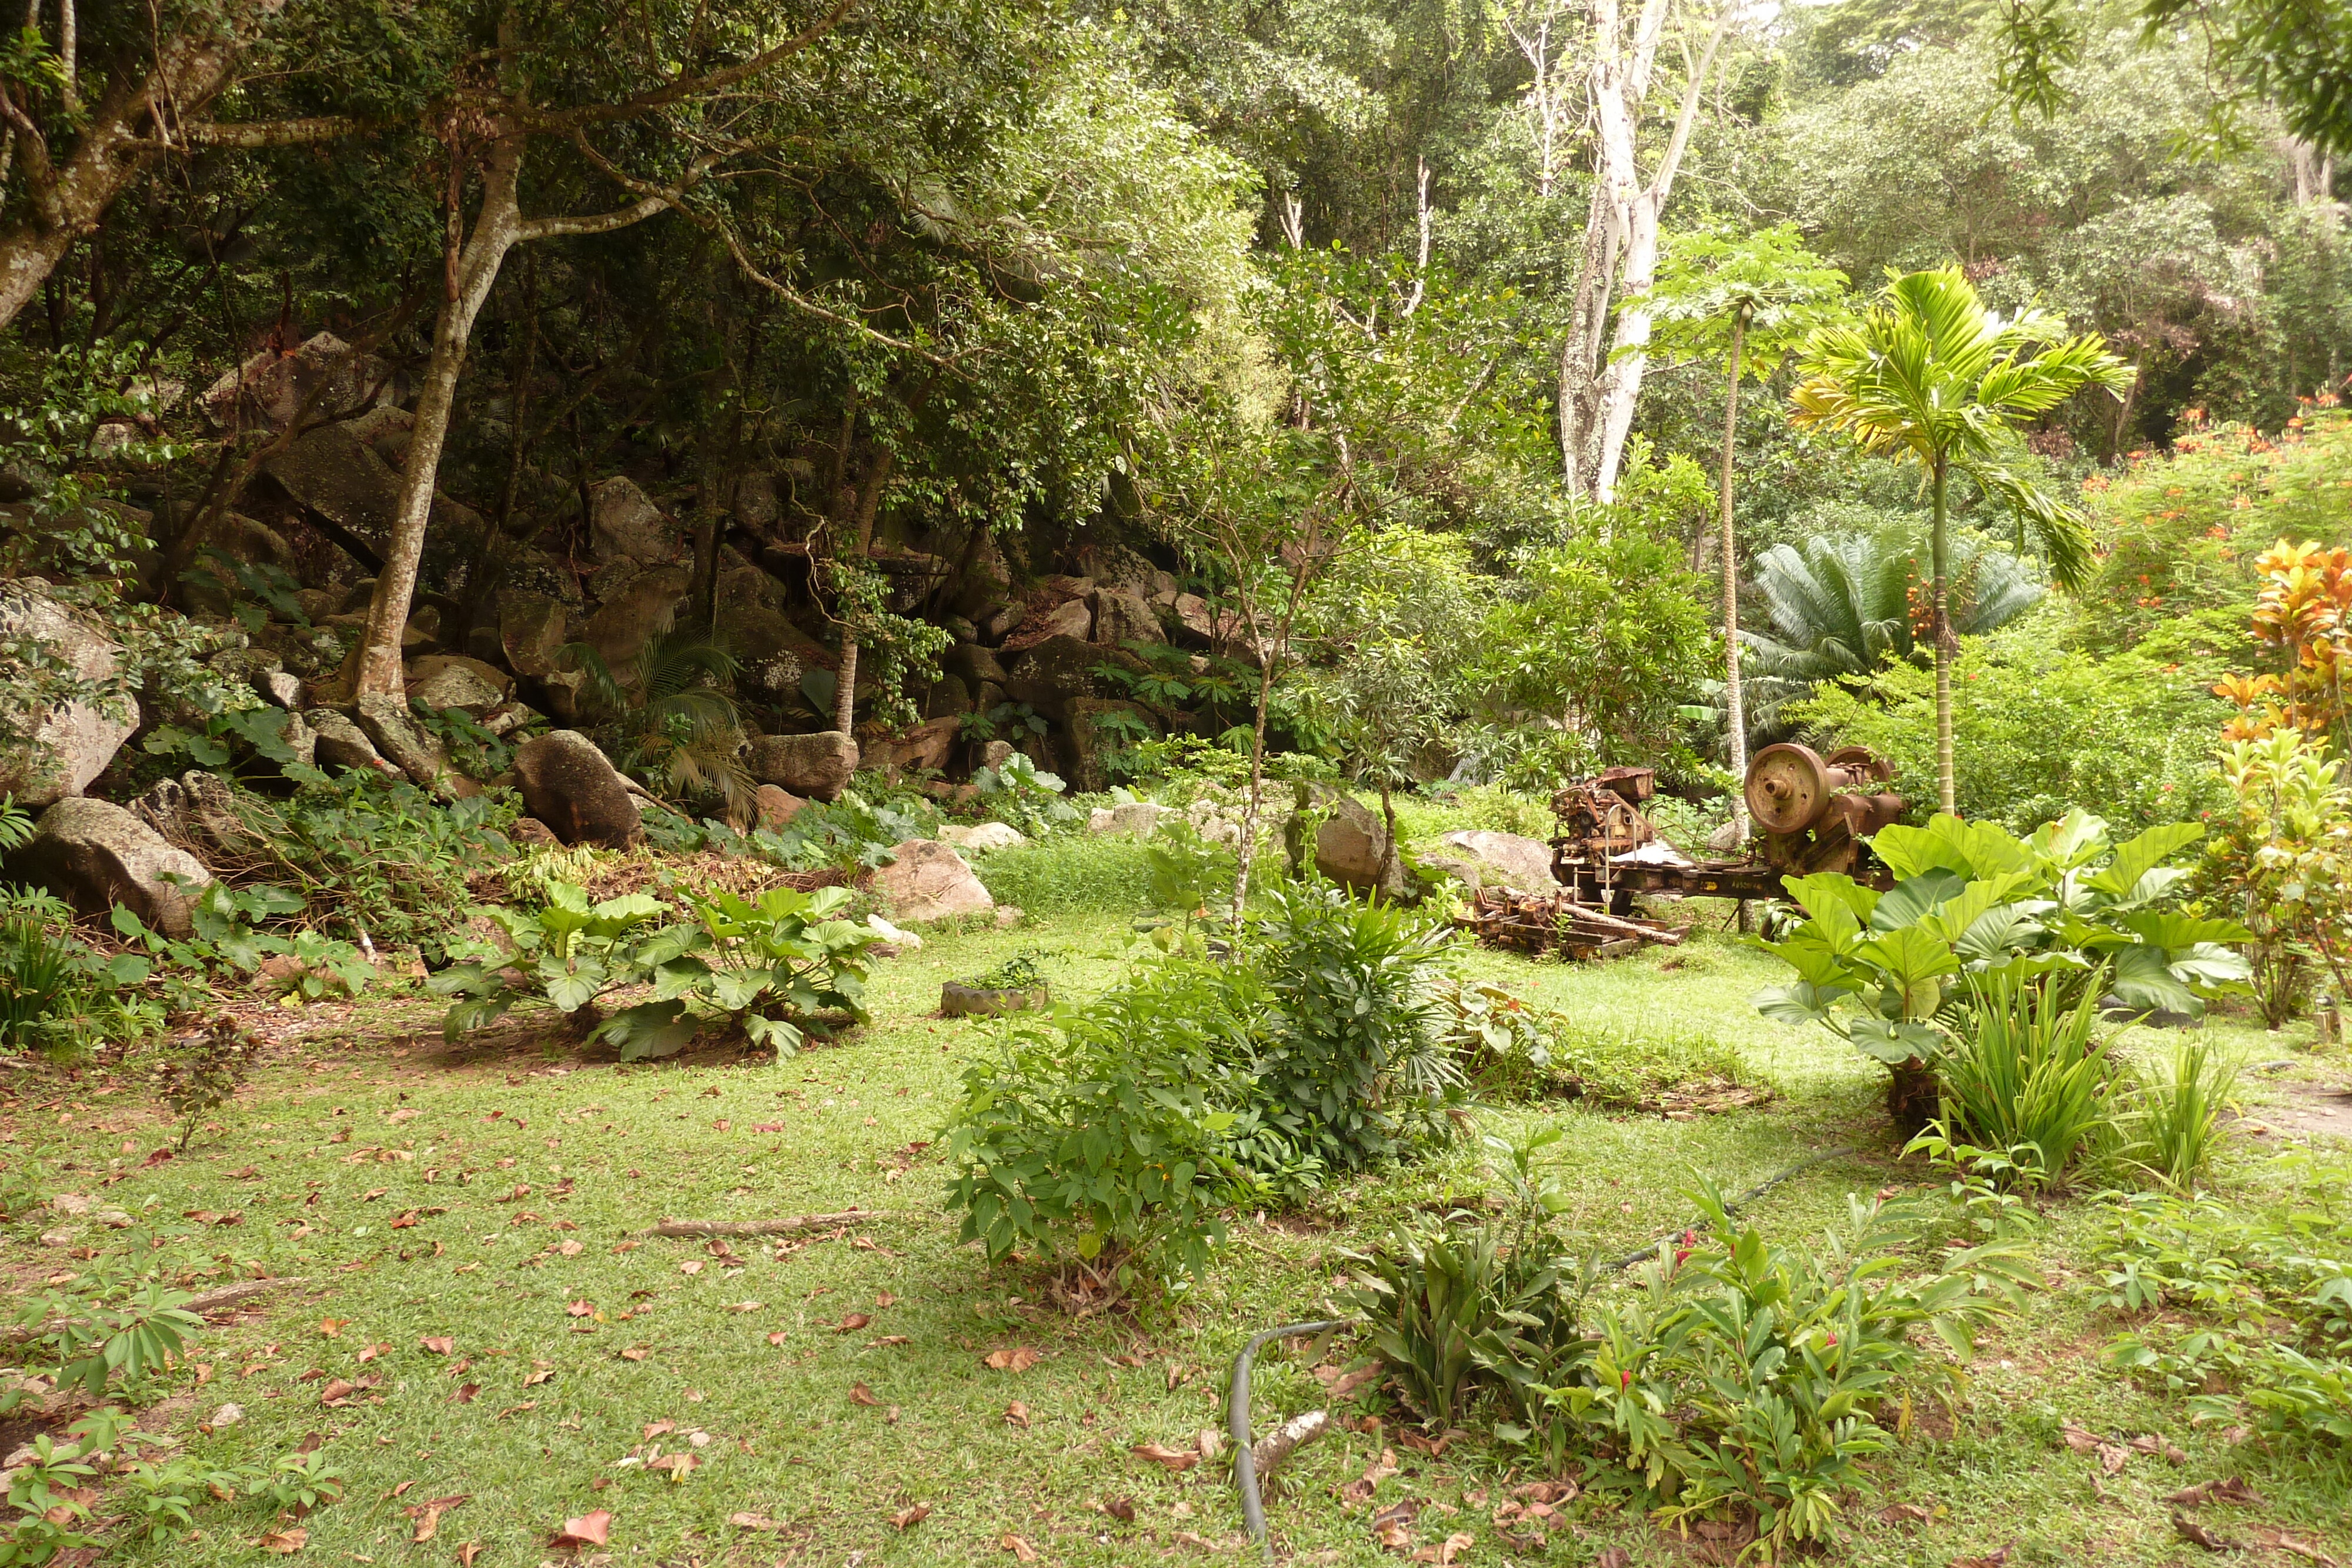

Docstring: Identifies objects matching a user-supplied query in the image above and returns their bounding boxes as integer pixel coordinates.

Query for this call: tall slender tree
[1790,266,2133,813]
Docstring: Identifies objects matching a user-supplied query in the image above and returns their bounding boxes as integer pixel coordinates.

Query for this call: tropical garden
[1,0,2350,1561]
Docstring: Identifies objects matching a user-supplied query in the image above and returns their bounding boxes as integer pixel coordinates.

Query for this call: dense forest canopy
[0,0,2344,832]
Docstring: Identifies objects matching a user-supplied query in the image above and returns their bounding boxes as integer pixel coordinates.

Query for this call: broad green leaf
[2107,943,2201,1017]
[1855,925,1958,1018]
[1754,980,1853,1029]
[2029,808,2112,870]
[2084,822,2204,899]
[1953,904,2042,962]
[1869,870,1968,932]
[1923,878,2028,944]
[1780,873,1879,925]
[2118,910,2257,951]
[597,999,697,1059]
[1845,1017,1944,1064]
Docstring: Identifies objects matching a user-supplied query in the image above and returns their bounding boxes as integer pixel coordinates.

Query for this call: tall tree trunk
[1588,5,1729,502]
[1930,456,1955,815]
[1558,179,1618,494]
[353,132,527,700]
[1719,306,1749,838]
[830,447,893,735]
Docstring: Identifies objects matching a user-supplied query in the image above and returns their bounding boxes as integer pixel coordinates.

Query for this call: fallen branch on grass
[1251,1408,1332,1482]
[640,1209,922,1238]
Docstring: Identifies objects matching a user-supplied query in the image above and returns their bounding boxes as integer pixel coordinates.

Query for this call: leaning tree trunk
[353,134,527,700]
[1886,1058,1940,1135]
[1929,457,1955,815]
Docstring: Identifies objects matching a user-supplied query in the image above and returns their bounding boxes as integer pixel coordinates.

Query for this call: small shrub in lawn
[2099,1154,2352,1442]
[971,835,1158,916]
[1912,968,2120,1188]
[2116,1035,2239,1192]
[142,1015,262,1151]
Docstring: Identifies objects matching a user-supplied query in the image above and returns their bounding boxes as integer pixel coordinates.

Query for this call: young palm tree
[1790,268,2133,813]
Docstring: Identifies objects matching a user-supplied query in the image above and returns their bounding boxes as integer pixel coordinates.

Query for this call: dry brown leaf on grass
[766,1331,788,1346]
[1411,1534,1475,1565]
[1372,1500,1421,1553]
[2097,1442,2130,1475]
[617,1345,651,1362]
[1312,1363,1381,1401]
[1131,1442,1199,1472]
[316,1319,346,1338]
[2059,1422,2100,1454]
[259,1527,307,1554]
[1341,1448,1399,1503]
[357,1343,393,1363]
[836,1313,872,1333]
[2254,1527,2341,1565]
[1512,1481,1576,1506]
[2131,1433,2187,1463]
[891,1503,932,1529]
[453,1543,480,1567]
[1593,1552,1631,1568]
[549,1509,611,1551]
[876,1290,898,1308]
[727,1512,786,1532]
[850,1382,881,1407]
[1101,1498,1136,1523]
[643,1419,676,1439]
[983,1347,1043,1372]
[868,1335,911,1347]
[564,1300,594,1318]
[1004,1402,1031,1429]
[2173,1512,2243,1552]
[1001,1532,1040,1561]
[1879,1502,1937,1526]
[1398,1429,1469,1458]
[727,1300,763,1313]
[419,1336,455,1355]
[2169,1477,2265,1508]
[1950,1544,2014,1568]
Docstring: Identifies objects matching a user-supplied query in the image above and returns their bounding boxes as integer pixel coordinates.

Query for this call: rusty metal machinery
[1542,743,1907,917]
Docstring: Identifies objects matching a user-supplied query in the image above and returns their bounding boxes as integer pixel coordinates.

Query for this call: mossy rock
[940,980,1050,1018]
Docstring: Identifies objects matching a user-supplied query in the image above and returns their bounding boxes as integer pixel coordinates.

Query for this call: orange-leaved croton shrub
[2214,539,2352,749]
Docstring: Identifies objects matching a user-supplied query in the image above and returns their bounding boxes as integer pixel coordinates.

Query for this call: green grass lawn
[5,897,2350,1567]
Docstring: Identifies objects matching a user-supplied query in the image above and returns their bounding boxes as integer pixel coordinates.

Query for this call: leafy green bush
[1785,614,2232,835]
[1451,984,1760,1108]
[113,882,374,1006]
[0,890,149,1054]
[2099,1156,2352,1442]
[972,835,1158,916]
[142,1017,264,1151]
[1754,810,2250,1118]
[433,880,873,1059]
[1529,1188,2029,1554]
[967,751,1080,837]
[943,959,1268,1289]
[1913,969,2119,1188]
[645,788,936,872]
[1255,884,1462,1172]
[2117,1036,2239,1193]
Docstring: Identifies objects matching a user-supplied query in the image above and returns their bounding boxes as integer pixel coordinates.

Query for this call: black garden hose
[1225,1144,1865,1556]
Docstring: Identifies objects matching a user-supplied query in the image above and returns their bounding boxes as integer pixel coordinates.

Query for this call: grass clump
[971,835,1155,916]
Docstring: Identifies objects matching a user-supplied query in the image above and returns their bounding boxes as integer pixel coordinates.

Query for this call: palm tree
[560,622,757,822]
[1790,268,2132,812]
[1742,527,2047,721]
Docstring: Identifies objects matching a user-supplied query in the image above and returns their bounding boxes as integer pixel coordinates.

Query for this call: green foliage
[561,626,754,820]
[1753,810,2251,1074]
[971,835,1160,917]
[1910,968,2119,1188]
[432,880,874,1059]
[1342,1129,1589,1437]
[1142,818,1234,932]
[1786,617,2233,833]
[142,1017,264,1152]
[112,882,375,1006]
[2118,1035,2240,1193]
[0,889,146,1055]
[2206,728,2352,1027]
[2099,1155,2352,1443]
[1252,883,1463,1173]
[1,1271,206,1419]
[968,751,1078,838]
[942,958,1265,1288]
[1526,1188,2030,1555]
[965,951,1045,991]
[1743,527,2044,686]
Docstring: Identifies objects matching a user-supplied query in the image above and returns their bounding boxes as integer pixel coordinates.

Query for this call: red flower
[1823,1332,1839,1348]
[1619,1370,1633,1389]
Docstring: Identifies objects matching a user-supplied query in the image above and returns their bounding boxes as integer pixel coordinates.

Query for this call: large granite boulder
[0,587,136,808]
[16,798,214,937]
[1311,793,1409,900]
[866,716,959,775]
[1090,587,1165,648]
[498,593,568,679]
[748,730,858,801]
[513,730,643,848]
[941,642,1008,690]
[306,708,395,775]
[259,420,400,543]
[406,655,513,716]
[1003,596,1091,652]
[589,477,680,565]
[1436,830,1558,894]
[354,695,450,791]
[754,785,807,831]
[201,333,391,430]
[1002,634,1140,718]
[579,565,690,670]
[870,839,994,924]
[938,821,1028,854]
[1086,801,1170,838]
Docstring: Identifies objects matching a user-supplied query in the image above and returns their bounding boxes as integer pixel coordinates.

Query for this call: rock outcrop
[513,730,644,848]
[1436,830,1557,893]
[16,797,215,937]
[870,839,994,923]
[589,477,680,565]
[937,821,1028,854]
[1309,793,1409,900]
[747,731,858,801]
[0,587,136,808]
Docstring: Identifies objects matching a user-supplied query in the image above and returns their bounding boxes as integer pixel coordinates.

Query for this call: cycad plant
[1791,268,2133,811]
[560,622,756,821]
[1742,527,2046,727]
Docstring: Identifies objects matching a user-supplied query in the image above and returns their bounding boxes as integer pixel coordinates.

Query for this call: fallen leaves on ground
[1372,1499,1421,1553]
[1102,1498,1136,1523]
[259,1527,308,1554]
[1312,1363,1381,1401]
[2253,1527,2340,1565]
[2131,1433,2187,1463]
[618,1346,651,1362]
[316,1319,347,1338]
[1340,1449,1399,1503]
[564,1300,594,1318]
[549,1511,611,1551]
[1004,1402,1030,1429]
[2174,1512,2243,1552]
[2169,1477,2264,1509]
[419,1336,455,1355]
[1950,1544,2014,1568]
[448,1383,479,1404]
[727,1513,786,1532]
[1001,1533,1039,1562]
[867,1335,910,1347]
[357,1343,393,1363]
[850,1383,881,1407]
[1397,1429,1469,1458]
[2059,1422,2100,1453]
[455,1543,480,1567]
[1879,1502,1937,1526]
[835,1313,871,1333]
[983,1347,1042,1372]
[891,1504,931,1529]
[1131,1442,1199,1473]
[1412,1533,1475,1565]
[1593,1552,1631,1568]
